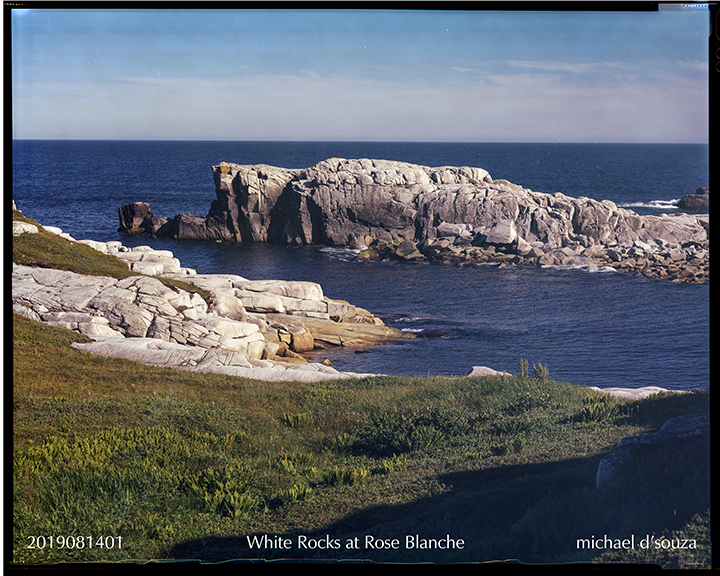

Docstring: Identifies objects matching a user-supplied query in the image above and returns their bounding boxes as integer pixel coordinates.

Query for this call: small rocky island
[119,158,709,283]
[677,187,709,212]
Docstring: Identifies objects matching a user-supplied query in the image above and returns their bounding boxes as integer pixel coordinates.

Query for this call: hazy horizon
[10,7,710,143]
[11,138,710,144]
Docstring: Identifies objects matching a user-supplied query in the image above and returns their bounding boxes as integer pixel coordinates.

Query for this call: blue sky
[10,7,710,142]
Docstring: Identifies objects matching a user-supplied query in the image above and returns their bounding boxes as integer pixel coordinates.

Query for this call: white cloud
[502,60,644,74]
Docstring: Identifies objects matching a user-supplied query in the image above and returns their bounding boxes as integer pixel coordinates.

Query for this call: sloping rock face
[595,413,709,488]
[120,158,709,282]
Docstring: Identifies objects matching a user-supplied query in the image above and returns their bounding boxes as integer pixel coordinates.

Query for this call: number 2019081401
[26,535,122,550]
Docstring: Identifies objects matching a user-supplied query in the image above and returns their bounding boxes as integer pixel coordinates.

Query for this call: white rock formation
[11,223,382,382]
[12,221,39,236]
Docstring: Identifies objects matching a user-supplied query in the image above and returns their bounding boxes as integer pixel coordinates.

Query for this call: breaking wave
[618,198,680,211]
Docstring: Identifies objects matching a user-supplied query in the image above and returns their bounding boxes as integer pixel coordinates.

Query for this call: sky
[9,6,710,143]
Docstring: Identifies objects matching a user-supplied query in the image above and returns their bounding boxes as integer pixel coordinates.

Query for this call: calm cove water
[11,141,710,391]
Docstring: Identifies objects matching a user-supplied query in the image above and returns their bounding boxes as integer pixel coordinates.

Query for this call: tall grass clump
[281,412,314,429]
[517,358,549,383]
[183,465,257,518]
[320,465,371,487]
[577,394,619,423]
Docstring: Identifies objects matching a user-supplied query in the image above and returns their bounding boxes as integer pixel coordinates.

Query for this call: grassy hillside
[11,211,211,302]
[12,212,135,279]
[11,216,711,566]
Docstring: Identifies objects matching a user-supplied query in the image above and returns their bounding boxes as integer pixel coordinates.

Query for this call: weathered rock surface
[12,219,412,382]
[121,158,709,283]
[70,335,375,382]
[586,386,680,401]
[468,366,510,377]
[596,413,709,488]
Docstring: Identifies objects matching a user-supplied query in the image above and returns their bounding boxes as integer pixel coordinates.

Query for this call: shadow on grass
[163,454,605,564]
[163,411,710,566]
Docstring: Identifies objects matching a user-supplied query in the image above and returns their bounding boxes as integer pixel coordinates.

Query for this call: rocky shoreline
[353,213,709,283]
[12,214,416,382]
[119,158,708,284]
[11,209,703,392]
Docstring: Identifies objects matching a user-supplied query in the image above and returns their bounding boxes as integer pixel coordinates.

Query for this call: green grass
[12,212,136,279]
[11,315,710,566]
[11,214,711,566]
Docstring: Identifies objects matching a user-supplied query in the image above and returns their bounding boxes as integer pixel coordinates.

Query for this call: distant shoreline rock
[676,187,709,212]
[119,158,709,283]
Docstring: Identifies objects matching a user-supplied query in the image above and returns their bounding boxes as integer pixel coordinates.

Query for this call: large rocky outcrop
[12,220,414,382]
[119,158,709,283]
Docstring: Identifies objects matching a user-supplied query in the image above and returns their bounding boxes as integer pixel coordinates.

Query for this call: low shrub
[331,432,358,453]
[281,412,314,429]
[394,424,445,453]
[494,415,532,435]
[351,411,446,456]
[274,483,313,506]
[490,438,524,456]
[377,453,408,475]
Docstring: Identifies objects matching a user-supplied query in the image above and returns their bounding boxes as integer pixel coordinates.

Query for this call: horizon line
[10,138,710,145]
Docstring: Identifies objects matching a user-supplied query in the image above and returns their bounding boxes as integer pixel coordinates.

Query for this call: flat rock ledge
[471,370,684,402]
[12,219,415,382]
[595,413,709,488]
[69,336,375,382]
[585,385,679,401]
[119,158,709,284]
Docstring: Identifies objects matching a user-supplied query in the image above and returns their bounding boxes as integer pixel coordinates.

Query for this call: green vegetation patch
[12,212,135,279]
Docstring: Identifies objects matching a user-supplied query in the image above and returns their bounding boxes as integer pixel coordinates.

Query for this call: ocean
[11,140,710,391]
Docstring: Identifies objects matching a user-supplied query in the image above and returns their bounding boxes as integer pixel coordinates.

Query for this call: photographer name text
[577,534,697,551]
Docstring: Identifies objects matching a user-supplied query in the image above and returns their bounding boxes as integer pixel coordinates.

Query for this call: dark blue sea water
[11,141,710,391]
